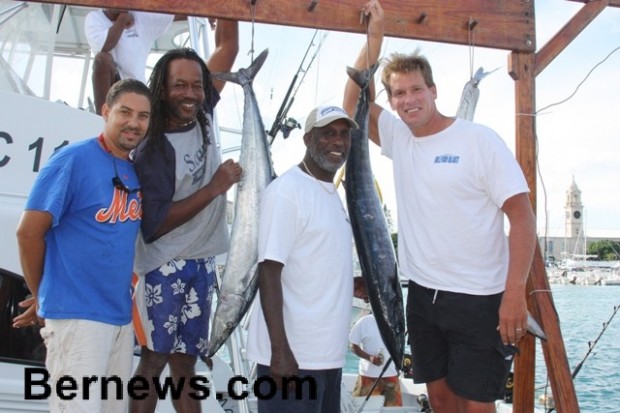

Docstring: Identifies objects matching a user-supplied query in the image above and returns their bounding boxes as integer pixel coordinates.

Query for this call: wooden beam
[28,0,536,52]
[567,0,620,7]
[535,0,608,76]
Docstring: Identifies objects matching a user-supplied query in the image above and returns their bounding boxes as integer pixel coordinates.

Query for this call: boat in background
[600,265,620,286]
[0,2,231,411]
[0,1,546,411]
[547,254,620,286]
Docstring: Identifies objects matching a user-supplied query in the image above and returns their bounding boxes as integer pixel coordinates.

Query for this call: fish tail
[346,64,379,91]
[212,48,269,86]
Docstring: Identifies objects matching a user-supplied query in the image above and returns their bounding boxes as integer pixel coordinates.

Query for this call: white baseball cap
[304,105,359,133]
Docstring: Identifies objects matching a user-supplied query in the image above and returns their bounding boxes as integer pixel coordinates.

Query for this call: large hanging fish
[456,66,498,121]
[345,65,406,371]
[207,49,275,357]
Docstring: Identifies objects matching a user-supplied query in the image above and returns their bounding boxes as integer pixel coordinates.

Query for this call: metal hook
[416,13,427,24]
[467,17,478,31]
[308,0,319,12]
[360,11,368,26]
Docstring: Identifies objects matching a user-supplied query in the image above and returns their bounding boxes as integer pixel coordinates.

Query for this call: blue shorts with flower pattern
[144,257,216,356]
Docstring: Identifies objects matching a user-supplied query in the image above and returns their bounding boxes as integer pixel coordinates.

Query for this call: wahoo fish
[456,66,498,121]
[345,65,406,370]
[207,49,275,357]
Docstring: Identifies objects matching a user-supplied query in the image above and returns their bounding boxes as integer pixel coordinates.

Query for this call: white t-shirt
[379,113,529,295]
[246,166,354,370]
[85,10,173,82]
[349,314,398,378]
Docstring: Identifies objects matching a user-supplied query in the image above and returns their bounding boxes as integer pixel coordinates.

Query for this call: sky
[26,1,618,239]
[211,0,620,239]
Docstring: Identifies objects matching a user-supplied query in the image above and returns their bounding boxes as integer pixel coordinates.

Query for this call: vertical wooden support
[509,51,581,413]
[509,50,537,413]
[530,245,581,412]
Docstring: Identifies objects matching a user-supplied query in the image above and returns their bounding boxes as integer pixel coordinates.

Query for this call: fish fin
[246,49,269,81]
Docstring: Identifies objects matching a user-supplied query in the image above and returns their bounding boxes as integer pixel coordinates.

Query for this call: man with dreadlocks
[130,19,240,413]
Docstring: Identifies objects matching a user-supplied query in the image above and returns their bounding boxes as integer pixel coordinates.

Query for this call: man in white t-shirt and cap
[247,105,359,413]
[85,8,179,114]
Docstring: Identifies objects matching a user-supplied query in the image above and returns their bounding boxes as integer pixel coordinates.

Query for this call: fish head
[206,293,250,357]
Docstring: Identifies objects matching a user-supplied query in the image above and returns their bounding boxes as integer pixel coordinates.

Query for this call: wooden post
[530,245,581,412]
[509,50,537,413]
[510,50,581,413]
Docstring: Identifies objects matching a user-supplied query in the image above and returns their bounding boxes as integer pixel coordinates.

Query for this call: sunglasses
[112,158,140,194]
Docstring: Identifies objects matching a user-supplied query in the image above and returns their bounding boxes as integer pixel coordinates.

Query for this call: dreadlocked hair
[145,48,213,160]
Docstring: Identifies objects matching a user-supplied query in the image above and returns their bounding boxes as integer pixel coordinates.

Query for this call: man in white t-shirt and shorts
[343,2,537,412]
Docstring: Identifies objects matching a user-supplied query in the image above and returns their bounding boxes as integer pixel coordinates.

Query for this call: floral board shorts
[141,257,216,356]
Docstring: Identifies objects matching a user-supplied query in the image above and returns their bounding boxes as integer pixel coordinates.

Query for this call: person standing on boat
[343,2,537,413]
[13,79,151,412]
[129,20,240,413]
[350,277,403,406]
[246,105,358,412]
[85,8,177,115]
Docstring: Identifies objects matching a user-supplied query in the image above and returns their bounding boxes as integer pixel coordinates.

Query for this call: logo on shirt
[125,27,138,38]
[96,188,142,223]
[184,144,207,185]
[434,154,460,164]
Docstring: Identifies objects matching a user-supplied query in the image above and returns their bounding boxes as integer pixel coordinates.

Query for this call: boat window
[0,271,46,365]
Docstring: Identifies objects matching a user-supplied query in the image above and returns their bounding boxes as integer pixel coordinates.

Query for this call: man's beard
[308,144,345,173]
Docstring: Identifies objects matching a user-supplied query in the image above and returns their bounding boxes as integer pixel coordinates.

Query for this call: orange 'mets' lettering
[96,188,142,223]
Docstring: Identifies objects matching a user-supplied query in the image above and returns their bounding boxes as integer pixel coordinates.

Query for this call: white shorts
[40,319,134,413]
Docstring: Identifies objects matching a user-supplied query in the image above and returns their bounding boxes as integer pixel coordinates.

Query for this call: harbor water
[345,284,620,412]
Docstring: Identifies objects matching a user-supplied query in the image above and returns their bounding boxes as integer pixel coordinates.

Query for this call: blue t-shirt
[25,138,142,325]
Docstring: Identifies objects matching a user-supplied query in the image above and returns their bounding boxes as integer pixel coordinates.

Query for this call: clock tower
[564,176,585,254]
